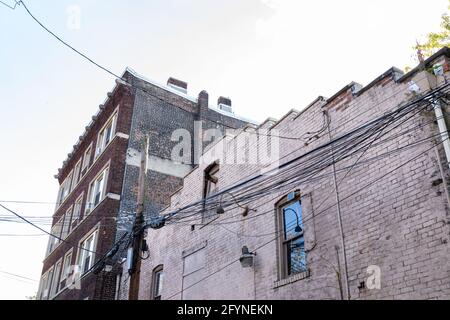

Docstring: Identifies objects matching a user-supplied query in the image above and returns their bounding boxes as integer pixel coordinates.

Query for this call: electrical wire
[0,0,19,10]
[158,86,448,224]
[0,270,38,282]
[163,93,446,230]
[0,202,109,255]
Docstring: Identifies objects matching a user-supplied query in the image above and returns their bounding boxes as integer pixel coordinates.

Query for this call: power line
[9,0,435,147]
[157,86,448,224]
[17,1,123,80]
[0,0,19,10]
[0,202,100,254]
[0,233,45,237]
[163,93,447,230]
[167,128,445,228]
[0,270,38,282]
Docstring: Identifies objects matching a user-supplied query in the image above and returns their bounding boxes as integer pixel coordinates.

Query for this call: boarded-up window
[182,248,205,300]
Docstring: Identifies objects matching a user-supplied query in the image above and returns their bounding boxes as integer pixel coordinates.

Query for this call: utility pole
[128,135,149,300]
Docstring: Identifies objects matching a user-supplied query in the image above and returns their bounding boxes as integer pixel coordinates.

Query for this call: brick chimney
[198,90,209,115]
[167,77,187,94]
[217,96,233,113]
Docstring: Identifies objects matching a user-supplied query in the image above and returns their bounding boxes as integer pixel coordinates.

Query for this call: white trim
[116,132,129,139]
[60,249,74,282]
[106,192,121,200]
[208,104,259,124]
[95,107,119,160]
[50,258,63,299]
[76,224,100,277]
[125,67,198,103]
[84,161,111,217]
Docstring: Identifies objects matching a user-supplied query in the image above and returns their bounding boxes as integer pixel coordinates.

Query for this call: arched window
[277,191,307,278]
[151,265,164,300]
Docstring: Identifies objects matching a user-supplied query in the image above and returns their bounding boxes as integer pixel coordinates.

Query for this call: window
[78,230,98,274]
[47,217,63,254]
[95,112,117,157]
[73,159,82,187]
[72,194,83,228]
[85,167,108,214]
[151,265,164,300]
[57,171,74,205]
[278,195,306,278]
[202,162,219,222]
[62,206,73,239]
[204,163,219,197]
[182,248,205,300]
[60,250,73,290]
[37,273,48,300]
[81,144,92,177]
[40,266,54,300]
[50,260,62,298]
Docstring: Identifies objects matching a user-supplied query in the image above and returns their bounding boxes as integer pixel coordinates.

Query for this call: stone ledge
[273,269,310,289]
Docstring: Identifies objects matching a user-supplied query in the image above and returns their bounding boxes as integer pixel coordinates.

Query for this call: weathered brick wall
[114,72,249,299]
[137,53,450,300]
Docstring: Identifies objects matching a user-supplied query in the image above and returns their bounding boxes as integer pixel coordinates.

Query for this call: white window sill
[273,269,310,289]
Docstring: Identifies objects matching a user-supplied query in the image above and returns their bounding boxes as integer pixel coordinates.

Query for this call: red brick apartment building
[36,68,250,300]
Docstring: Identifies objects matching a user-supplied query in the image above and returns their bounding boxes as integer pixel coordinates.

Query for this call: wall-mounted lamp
[239,246,256,268]
[216,192,256,216]
[283,207,302,233]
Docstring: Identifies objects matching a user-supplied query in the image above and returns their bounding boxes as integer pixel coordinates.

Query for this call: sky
[0,0,448,299]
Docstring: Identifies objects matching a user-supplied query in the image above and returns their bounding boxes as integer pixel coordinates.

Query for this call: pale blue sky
[0,0,448,299]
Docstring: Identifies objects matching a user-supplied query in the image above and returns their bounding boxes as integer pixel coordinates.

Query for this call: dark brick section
[115,71,249,254]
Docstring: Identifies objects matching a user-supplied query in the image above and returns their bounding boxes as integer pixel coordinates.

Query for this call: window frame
[276,193,307,279]
[72,158,83,188]
[72,193,84,228]
[40,265,54,300]
[50,259,63,299]
[95,109,118,158]
[48,214,64,254]
[201,161,220,223]
[76,227,99,276]
[60,249,73,291]
[81,143,93,177]
[85,165,109,216]
[61,205,73,239]
[151,265,164,300]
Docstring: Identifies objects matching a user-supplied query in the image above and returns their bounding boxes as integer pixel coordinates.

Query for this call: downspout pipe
[326,112,351,300]
[433,100,450,171]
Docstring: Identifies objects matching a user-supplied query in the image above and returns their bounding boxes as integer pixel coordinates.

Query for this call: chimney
[218,96,233,113]
[167,77,188,94]
[197,90,209,115]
